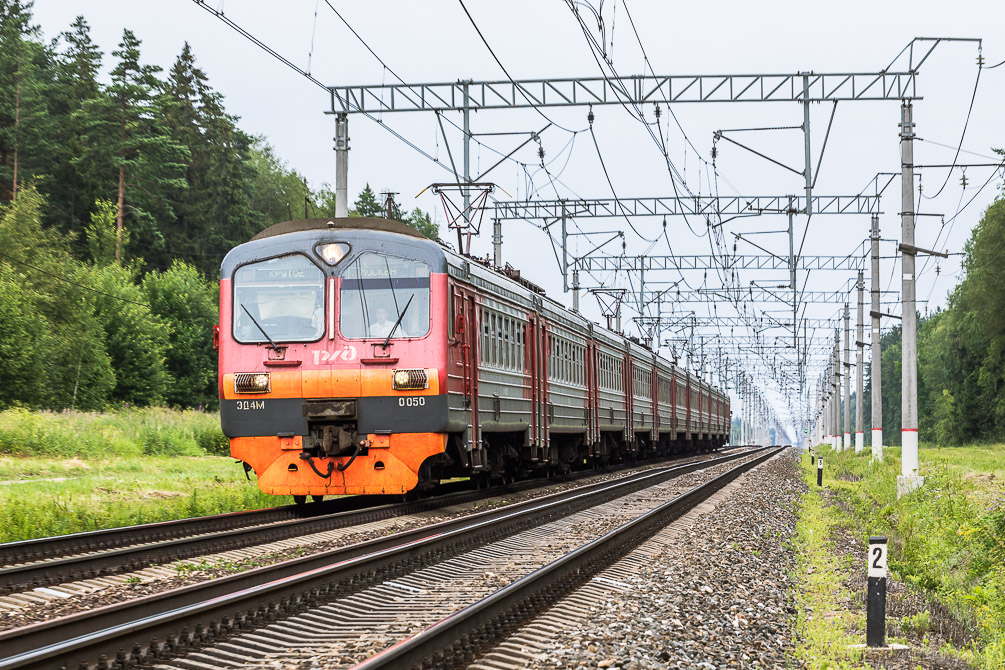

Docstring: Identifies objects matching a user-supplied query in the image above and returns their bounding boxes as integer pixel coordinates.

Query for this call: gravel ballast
[471,449,804,670]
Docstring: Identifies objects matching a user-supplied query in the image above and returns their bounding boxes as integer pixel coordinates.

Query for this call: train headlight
[235,372,271,394]
[316,242,350,265]
[392,369,428,390]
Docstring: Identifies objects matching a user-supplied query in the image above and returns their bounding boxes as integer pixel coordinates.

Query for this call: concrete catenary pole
[856,270,865,453]
[870,214,884,461]
[833,329,841,450]
[493,218,502,266]
[334,114,349,218]
[844,303,851,451]
[899,102,922,495]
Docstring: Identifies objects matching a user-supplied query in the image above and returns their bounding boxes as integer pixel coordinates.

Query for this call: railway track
[0,446,771,670]
[353,445,785,670]
[0,452,729,597]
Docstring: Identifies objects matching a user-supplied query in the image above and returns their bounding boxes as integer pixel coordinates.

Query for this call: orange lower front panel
[231,433,447,496]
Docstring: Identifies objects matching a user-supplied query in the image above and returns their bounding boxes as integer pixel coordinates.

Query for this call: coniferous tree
[48,15,103,232]
[0,0,55,203]
[161,42,257,273]
[351,184,381,217]
[74,28,188,263]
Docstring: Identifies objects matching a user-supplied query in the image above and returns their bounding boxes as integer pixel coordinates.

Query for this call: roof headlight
[318,242,349,265]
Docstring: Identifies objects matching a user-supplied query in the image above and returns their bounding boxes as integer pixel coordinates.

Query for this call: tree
[405,207,439,240]
[0,263,47,408]
[350,184,381,217]
[85,262,170,405]
[74,28,188,262]
[142,261,218,408]
[0,0,56,203]
[246,139,309,227]
[0,185,115,409]
[160,42,257,274]
[46,15,103,232]
[85,198,120,265]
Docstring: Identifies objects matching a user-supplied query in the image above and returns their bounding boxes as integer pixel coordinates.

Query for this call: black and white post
[867,536,888,646]
[817,457,823,487]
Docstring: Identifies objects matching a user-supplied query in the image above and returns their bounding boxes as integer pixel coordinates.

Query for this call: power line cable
[921,60,982,200]
[588,123,658,244]
[455,0,587,135]
[0,251,152,307]
[193,0,452,173]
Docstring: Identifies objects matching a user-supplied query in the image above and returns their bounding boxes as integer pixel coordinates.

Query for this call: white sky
[33,1,1005,440]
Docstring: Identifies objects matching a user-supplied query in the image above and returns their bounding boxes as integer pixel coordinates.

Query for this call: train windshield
[233,254,325,343]
[339,252,430,339]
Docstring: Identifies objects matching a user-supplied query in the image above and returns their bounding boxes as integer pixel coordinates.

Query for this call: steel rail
[0,451,728,593]
[0,448,764,670]
[0,494,400,567]
[351,446,786,670]
[0,481,493,594]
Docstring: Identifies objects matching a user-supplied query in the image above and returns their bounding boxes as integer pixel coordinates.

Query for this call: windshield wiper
[382,294,414,348]
[241,304,280,352]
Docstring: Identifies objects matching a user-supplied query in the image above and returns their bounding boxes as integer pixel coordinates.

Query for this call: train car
[218,218,730,501]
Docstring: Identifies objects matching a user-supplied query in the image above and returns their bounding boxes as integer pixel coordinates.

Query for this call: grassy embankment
[0,408,278,543]
[792,443,1005,669]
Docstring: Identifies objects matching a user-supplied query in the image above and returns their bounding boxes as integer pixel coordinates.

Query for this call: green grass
[792,461,868,669]
[0,454,279,542]
[0,407,228,458]
[794,443,1005,668]
[0,408,282,542]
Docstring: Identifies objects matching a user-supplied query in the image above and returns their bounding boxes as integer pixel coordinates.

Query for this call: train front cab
[218,219,450,497]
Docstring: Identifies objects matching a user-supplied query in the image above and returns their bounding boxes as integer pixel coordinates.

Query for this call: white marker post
[867,536,888,647]
[816,457,823,487]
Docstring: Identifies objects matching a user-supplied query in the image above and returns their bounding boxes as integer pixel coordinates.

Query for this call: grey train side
[443,250,729,477]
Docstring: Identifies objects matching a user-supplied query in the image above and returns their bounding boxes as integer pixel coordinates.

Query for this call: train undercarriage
[412,428,726,494]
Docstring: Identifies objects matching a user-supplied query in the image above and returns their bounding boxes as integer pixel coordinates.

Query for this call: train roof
[251,217,427,241]
[234,218,725,398]
[442,248,722,395]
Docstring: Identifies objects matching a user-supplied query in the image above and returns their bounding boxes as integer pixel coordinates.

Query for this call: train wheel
[311,495,324,503]
[293,495,307,506]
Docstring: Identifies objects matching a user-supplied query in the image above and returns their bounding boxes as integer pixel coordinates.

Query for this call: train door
[686,377,692,437]
[670,372,677,438]
[584,339,594,454]
[527,313,549,462]
[458,292,480,455]
[623,349,633,453]
[650,360,658,442]
[542,321,551,462]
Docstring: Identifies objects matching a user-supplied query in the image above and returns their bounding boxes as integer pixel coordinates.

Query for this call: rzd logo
[313,346,357,365]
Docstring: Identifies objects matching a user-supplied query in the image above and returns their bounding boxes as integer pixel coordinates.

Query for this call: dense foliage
[860,189,1005,445]
[0,3,437,411]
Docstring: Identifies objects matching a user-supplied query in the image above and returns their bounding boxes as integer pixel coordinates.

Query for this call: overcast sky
[33,1,1005,438]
